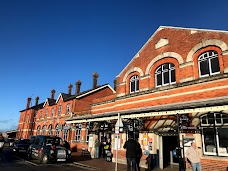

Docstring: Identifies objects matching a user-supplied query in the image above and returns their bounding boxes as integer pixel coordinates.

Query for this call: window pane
[208,114,214,124]
[130,81,134,92]
[216,114,222,124]
[171,69,176,82]
[199,60,209,76]
[156,73,162,86]
[163,63,169,70]
[211,57,220,73]
[217,128,228,155]
[136,79,139,91]
[222,115,228,124]
[201,116,207,124]
[203,128,216,153]
[163,71,169,84]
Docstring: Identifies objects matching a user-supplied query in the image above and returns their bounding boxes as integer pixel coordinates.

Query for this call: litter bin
[146,154,154,170]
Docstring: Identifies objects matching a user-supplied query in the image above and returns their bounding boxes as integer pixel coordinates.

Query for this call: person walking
[123,134,140,171]
[136,142,142,171]
[186,142,201,171]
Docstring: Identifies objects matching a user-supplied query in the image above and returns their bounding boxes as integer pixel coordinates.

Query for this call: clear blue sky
[1,0,228,132]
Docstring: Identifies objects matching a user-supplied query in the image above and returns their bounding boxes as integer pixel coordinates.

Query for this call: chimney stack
[68,84,73,95]
[113,79,117,91]
[51,89,56,99]
[26,97,32,109]
[93,72,99,89]
[75,80,82,95]
[35,96,39,106]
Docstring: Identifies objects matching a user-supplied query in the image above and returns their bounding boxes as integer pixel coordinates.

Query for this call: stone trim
[123,67,144,82]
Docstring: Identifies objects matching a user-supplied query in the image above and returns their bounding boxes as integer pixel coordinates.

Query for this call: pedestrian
[136,142,142,171]
[186,142,201,171]
[94,138,101,159]
[123,134,140,171]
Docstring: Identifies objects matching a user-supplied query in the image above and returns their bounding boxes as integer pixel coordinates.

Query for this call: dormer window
[66,104,70,114]
[155,63,176,87]
[198,50,220,77]
[130,75,139,93]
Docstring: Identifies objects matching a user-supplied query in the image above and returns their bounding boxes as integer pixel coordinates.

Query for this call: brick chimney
[68,84,73,95]
[26,97,32,109]
[75,80,82,95]
[35,96,39,106]
[51,89,56,99]
[93,72,99,89]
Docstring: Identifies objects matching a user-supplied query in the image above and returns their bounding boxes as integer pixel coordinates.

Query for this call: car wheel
[42,154,49,164]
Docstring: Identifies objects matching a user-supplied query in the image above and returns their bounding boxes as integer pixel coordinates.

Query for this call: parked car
[13,139,32,154]
[27,135,71,164]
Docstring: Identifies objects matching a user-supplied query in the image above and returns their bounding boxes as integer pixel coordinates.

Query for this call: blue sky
[1,0,228,132]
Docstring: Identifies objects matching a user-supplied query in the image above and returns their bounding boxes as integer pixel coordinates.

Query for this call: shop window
[201,113,228,156]
[155,63,176,87]
[74,124,82,142]
[198,50,220,77]
[130,75,139,93]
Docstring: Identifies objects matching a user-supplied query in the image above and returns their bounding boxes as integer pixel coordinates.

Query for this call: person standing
[94,138,100,159]
[123,134,140,171]
[186,142,201,171]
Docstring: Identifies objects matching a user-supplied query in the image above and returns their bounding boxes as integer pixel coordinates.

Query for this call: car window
[45,138,54,146]
[53,137,63,145]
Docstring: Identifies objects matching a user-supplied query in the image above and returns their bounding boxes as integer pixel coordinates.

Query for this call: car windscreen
[45,138,54,146]
[18,139,30,144]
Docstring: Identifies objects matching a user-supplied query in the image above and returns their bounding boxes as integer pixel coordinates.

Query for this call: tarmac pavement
[71,151,180,171]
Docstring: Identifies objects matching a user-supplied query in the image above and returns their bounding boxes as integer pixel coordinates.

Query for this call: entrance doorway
[162,136,178,168]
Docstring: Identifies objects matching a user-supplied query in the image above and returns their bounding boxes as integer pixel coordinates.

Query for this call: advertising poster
[143,133,148,146]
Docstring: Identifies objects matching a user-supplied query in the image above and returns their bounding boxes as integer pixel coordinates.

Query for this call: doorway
[162,136,178,168]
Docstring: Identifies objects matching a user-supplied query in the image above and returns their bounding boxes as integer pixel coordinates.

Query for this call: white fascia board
[55,93,63,104]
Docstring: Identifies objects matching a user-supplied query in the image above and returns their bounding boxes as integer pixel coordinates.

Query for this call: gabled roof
[117,25,228,78]
[43,98,56,107]
[55,93,74,103]
[19,102,45,112]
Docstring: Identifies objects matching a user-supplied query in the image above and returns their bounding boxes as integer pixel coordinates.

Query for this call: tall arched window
[42,125,46,135]
[155,63,176,87]
[56,124,60,137]
[201,113,228,156]
[37,126,41,135]
[48,125,52,135]
[58,105,62,116]
[63,124,69,141]
[198,50,220,77]
[130,75,139,93]
[74,124,82,142]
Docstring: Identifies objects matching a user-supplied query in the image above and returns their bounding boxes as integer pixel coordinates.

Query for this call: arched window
[48,125,52,135]
[51,108,55,117]
[130,75,139,93]
[56,124,61,137]
[74,124,82,142]
[198,50,220,77]
[63,124,69,141]
[45,109,48,118]
[37,126,41,135]
[42,125,46,135]
[155,63,176,87]
[201,113,228,156]
[66,104,70,114]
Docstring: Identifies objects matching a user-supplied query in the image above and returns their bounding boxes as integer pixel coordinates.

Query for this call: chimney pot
[75,80,82,95]
[93,72,99,89]
[26,97,32,109]
[35,96,39,106]
[51,89,56,99]
[68,84,73,95]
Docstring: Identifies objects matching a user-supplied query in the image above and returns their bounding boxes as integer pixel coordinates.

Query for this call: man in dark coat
[123,134,140,171]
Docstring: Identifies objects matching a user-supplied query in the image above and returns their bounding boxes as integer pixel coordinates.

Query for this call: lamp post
[115,113,123,171]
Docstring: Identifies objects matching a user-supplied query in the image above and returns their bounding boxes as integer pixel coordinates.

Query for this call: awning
[66,104,228,124]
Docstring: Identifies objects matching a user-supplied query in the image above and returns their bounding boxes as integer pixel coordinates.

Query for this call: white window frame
[74,124,82,142]
[48,125,52,135]
[130,75,139,93]
[58,105,62,116]
[42,125,46,135]
[56,125,60,137]
[66,104,70,114]
[198,51,220,78]
[155,63,176,87]
[63,124,68,141]
[37,126,41,135]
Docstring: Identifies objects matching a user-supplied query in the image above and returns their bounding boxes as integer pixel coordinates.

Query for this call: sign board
[115,113,123,133]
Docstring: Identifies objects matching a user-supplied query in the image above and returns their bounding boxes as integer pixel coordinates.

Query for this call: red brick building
[18,26,228,170]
